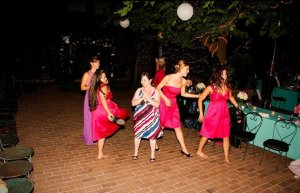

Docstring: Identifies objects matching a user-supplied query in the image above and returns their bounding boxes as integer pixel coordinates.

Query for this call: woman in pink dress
[197,66,239,163]
[80,55,100,145]
[157,60,199,157]
[89,69,130,159]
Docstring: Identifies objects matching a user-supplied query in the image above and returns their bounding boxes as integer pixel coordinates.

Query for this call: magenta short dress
[200,85,230,138]
[91,84,130,141]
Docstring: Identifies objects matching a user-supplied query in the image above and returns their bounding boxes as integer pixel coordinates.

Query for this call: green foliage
[111,1,296,48]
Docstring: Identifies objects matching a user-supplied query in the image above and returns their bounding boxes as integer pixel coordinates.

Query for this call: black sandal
[181,150,192,157]
[155,148,160,152]
[132,155,138,160]
[150,157,156,163]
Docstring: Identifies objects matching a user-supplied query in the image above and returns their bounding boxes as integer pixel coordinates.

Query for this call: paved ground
[15,84,300,193]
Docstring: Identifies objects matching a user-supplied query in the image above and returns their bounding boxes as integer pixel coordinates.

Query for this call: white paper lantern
[119,19,130,28]
[177,3,193,21]
[62,36,70,44]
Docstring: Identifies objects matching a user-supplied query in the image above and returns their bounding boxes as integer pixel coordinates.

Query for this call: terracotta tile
[9,86,298,193]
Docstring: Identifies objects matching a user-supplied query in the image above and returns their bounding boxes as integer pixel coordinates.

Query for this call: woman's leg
[289,159,300,178]
[149,139,156,159]
[133,138,141,157]
[97,138,105,159]
[223,137,230,163]
[196,136,209,158]
[174,127,190,154]
[156,127,164,150]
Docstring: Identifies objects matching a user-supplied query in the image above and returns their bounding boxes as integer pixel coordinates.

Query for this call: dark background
[0,1,298,92]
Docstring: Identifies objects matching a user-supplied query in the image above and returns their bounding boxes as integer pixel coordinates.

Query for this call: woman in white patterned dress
[131,72,163,163]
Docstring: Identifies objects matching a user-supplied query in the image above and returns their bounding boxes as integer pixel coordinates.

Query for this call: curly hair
[89,69,105,112]
[210,66,231,90]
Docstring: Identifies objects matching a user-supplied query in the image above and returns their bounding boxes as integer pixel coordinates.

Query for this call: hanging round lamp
[119,18,130,28]
[177,3,193,21]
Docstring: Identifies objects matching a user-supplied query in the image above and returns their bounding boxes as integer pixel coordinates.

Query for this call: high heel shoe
[181,150,192,157]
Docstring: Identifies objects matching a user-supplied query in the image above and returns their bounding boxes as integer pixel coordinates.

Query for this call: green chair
[259,119,297,168]
[0,134,33,163]
[231,112,263,160]
[0,160,33,179]
[0,134,19,148]
[271,95,286,109]
[5,178,34,193]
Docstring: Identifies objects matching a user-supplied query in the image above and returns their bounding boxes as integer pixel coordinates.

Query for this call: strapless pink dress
[159,86,181,129]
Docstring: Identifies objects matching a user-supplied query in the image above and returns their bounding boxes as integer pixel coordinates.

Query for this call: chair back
[244,112,263,134]
[229,107,245,131]
[273,119,297,145]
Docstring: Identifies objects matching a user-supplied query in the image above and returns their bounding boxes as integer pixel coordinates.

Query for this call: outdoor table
[271,86,300,112]
[242,106,300,160]
[203,100,300,159]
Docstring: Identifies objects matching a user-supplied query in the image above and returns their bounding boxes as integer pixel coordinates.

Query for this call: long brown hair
[89,69,105,111]
[210,66,230,90]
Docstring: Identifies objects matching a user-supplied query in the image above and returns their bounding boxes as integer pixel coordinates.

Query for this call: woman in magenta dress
[197,66,239,163]
[80,55,100,145]
[89,69,130,159]
[157,60,199,157]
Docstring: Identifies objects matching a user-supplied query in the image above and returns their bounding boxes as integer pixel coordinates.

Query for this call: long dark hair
[210,66,230,91]
[89,69,105,112]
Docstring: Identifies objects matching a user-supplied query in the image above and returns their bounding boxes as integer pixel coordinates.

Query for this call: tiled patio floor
[15,84,300,193]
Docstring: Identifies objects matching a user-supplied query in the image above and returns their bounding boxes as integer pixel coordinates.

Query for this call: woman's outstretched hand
[198,114,204,123]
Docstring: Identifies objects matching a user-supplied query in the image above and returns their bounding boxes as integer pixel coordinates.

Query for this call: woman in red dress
[89,69,130,159]
[154,57,166,87]
[197,66,239,163]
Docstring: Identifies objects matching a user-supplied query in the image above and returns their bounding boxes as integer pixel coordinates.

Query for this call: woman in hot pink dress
[157,60,199,157]
[197,66,239,163]
[89,70,130,159]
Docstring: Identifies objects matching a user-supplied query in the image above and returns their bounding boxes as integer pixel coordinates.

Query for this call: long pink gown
[83,71,95,145]
[200,85,230,138]
[91,84,130,141]
[159,86,181,129]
